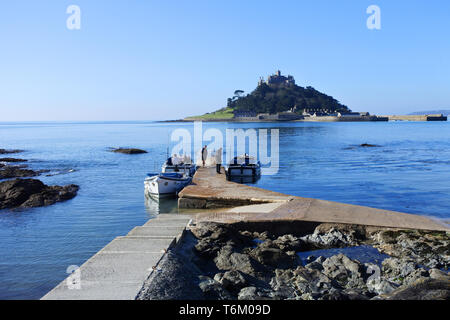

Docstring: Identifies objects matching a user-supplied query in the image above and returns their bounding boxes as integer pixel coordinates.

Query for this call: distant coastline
[176,70,448,123]
[164,113,448,123]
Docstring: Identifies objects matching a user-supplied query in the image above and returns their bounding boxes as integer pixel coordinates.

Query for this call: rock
[110,148,147,154]
[198,276,233,300]
[0,178,79,209]
[360,143,380,147]
[371,229,449,270]
[321,254,366,289]
[0,165,41,179]
[214,270,247,292]
[272,234,304,252]
[404,268,429,285]
[382,257,417,284]
[366,278,398,295]
[342,289,371,300]
[193,222,252,258]
[250,247,298,269]
[0,149,24,154]
[271,266,333,297]
[192,222,243,243]
[0,158,27,162]
[237,287,273,300]
[376,278,450,300]
[429,268,450,281]
[301,227,359,249]
[305,260,324,271]
[195,238,222,258]
[214,245,262,276]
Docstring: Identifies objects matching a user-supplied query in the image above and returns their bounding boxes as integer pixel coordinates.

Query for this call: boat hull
[162,163,197,177]
[144,175,191,196]
[226,165,261,177]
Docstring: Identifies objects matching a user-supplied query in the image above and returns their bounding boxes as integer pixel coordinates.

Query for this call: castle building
[258,70,295,87]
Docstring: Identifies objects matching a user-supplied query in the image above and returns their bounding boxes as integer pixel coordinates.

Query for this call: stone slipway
[178,167,293,209]
[180,168,449,232]
[41,214,192,300]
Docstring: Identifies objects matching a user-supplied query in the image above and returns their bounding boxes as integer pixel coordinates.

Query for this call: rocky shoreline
[0,149,79,210]
[138,222,449,300]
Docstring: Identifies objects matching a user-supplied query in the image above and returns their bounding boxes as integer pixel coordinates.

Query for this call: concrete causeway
[180,167,449,232]
[43,167,448,300]
[41,214,192,300]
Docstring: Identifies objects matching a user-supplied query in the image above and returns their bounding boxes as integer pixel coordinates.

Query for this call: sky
[0,0,449,121]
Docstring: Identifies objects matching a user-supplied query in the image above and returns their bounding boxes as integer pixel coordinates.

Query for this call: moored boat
[225,154,261,178]
[162,155,197,177]
[144,172,192,197]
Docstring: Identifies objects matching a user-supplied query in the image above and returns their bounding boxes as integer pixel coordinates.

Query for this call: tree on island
[227,82,350,115]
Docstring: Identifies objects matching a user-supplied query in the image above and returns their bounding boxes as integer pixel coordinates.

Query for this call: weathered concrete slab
[100,236,175,253]
[178,167,293,209]
[197,198,448,231]
[156,213,193,220]
[42,214,192,300]
[143,219,191,227]
[186,168,449,232]
[42,252,163,300]
[127,226,186,238]
[227,202,285,213]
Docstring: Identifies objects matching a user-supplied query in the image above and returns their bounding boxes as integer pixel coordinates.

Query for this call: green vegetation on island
[186,71,350,120]
[228,82,350,115]
[184,107,234,120]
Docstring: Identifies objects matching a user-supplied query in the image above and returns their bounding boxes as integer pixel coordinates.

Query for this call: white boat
[225,154,261,177]
[162,155,197,177]
[144,172,192,197]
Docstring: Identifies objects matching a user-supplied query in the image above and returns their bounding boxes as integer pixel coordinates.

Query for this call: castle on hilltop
[258,70,295,87]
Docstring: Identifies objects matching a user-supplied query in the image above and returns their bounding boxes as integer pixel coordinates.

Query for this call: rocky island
[182,71,388,122]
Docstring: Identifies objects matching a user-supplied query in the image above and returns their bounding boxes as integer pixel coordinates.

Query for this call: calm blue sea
[0,121,449,299]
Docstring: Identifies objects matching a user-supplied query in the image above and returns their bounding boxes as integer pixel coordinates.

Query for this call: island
[179,71,447,122]
[183,71,388,122]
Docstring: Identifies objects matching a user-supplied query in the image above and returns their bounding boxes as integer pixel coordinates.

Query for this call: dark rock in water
[0,178,79,209]
[0,149,24,154]
[0,158,27,163]
[0,165,42,179]
[110,148,147,154]
[360,143,380,147]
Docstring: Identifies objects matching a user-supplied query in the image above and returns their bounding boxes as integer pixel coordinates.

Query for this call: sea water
[0,121,449,299]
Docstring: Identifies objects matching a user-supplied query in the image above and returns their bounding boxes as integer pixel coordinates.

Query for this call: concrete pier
[41,214,192,300]
[381,114,447,121]
[179,168,449,232]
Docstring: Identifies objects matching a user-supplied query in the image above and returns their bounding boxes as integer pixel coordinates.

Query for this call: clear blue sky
[1,0,449,121]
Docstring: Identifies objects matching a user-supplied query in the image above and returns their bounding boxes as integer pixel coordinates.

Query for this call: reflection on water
[297,245,390,266]
[144,195,179,215]
[227,175,261,184]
